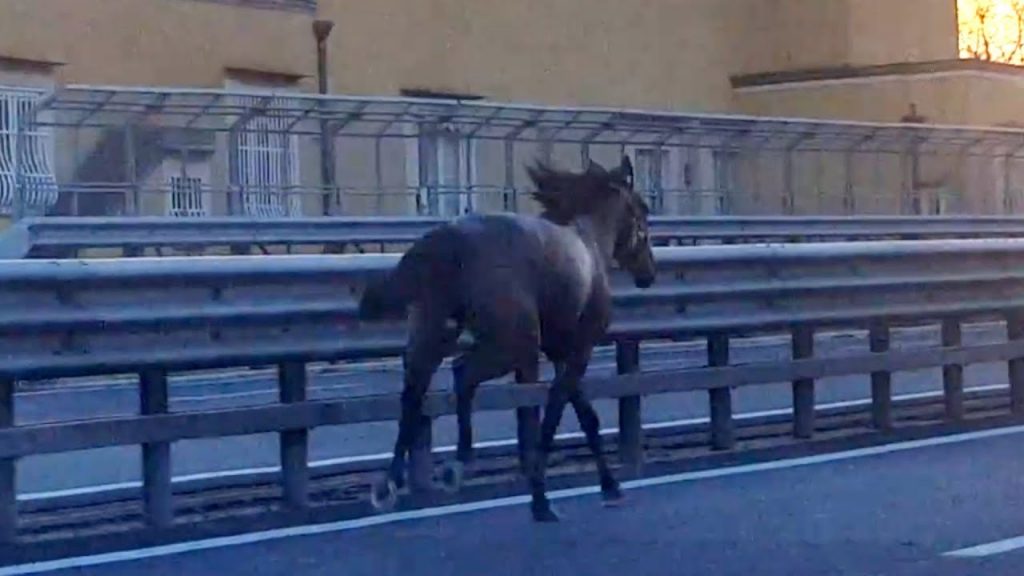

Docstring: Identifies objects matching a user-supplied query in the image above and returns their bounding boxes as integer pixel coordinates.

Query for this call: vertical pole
[707,334,734,450]
[504,139,517,212]
[140,369,172,528]
[314,20,336,216]
[941,318,964,421]
[616,340,643,475]
[125,123,139,216]
[1007,311,1024,415]
[792,327,815,439]
[0,378,15,543]
[278,362,309,509]
[869,321,892,430]
[12,115,24,221]
[408,417,434,496]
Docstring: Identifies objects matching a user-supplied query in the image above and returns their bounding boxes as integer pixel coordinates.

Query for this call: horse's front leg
[567,367,623,506]
[527,358,584,522]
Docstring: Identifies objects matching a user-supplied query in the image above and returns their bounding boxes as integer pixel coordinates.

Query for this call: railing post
[792,326,815,439]
[1008,311,1024,415]
[278,362,309,510]
[707,334,734,450]
[140,369,172,528]
[408,417,434,496]
[941,318,964,421]
[869,321,892,430]
[616,340,643,474]
[0,378,15,543]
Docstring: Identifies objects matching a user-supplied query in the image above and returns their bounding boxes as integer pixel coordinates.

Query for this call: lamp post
[313,19,335,215]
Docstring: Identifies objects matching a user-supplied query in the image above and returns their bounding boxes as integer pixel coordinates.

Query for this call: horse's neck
[567,215,615,271]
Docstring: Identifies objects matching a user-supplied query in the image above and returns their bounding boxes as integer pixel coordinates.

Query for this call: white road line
[4,422,1024,575]
[944,535,1024,558]
[16,383,1008,502]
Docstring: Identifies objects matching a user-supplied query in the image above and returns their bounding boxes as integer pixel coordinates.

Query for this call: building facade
[2,0,1022,219]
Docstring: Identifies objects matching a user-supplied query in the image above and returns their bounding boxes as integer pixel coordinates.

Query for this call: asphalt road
[14,323,1013,499]
[11,422,1024,575]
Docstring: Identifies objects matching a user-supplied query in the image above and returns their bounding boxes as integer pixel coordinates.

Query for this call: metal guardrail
[9,215,1024,258]
[3,238,1024,557]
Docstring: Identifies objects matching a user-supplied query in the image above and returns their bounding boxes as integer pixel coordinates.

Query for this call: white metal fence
[15,85,1024,219]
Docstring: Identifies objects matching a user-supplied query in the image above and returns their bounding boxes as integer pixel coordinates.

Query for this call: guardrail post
[1008,311,1024,416]
[0,378,15,543]
[869,322,892,430]
[616,340,643,475]
[1003,309,1024,412]
[707,334,734,450]
[278,362,309,510]
[408,417,434,496]
[140,369,172,528]
[792,327,815,439]
[941,318,964,421]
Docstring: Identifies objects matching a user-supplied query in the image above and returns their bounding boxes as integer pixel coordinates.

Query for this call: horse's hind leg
[371,306,450,513]
[514,360,541,478]
[440,342,520,493]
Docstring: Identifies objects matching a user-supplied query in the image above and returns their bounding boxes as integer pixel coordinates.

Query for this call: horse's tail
[357,224,464,320]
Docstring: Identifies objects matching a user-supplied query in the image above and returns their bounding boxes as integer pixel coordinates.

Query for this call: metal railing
[3,238,1024,559]
[10,214,1024,259]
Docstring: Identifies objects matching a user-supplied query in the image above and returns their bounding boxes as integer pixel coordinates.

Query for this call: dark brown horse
[358,155,656,522]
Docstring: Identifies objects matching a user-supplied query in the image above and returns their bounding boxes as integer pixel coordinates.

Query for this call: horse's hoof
[531,504,561,523]
[370,479,398,513]
[601,489,626,508]
[440,461,465,494]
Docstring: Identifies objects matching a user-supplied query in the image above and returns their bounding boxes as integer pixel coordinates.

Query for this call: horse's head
[603,156,656,288]
[527,155,657,289]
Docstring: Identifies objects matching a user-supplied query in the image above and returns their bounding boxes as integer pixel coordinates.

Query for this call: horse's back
[447,212,597,327]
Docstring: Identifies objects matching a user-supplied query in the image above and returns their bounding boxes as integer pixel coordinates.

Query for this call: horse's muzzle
[634,274,655,289]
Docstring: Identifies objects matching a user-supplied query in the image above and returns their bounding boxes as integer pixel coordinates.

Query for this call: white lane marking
[944,535,1024,558]
[17,383,1008,502]
[4,422,1024,575]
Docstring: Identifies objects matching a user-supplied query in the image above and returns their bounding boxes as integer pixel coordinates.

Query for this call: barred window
[0,86,57,216]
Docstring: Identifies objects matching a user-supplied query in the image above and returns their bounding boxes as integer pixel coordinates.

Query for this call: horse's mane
[525,161,621,225]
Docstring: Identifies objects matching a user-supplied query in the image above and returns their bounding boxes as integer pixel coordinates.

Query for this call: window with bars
[633,147,670,214]
[417,125,475,217]
[0,87,57,215]
[230,95,301,217]
[168,175,207,217]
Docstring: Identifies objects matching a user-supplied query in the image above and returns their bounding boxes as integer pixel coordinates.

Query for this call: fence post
[616,340,643,475]
[792,326,815,439]
[408,417,434,496]
[0,378,14,543]
[869,321,892,430]
[278,362,309,510]
[1008,311,1024,416]
[941,318,964,421]
[707,334,734,450]
[140,369,172,528]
